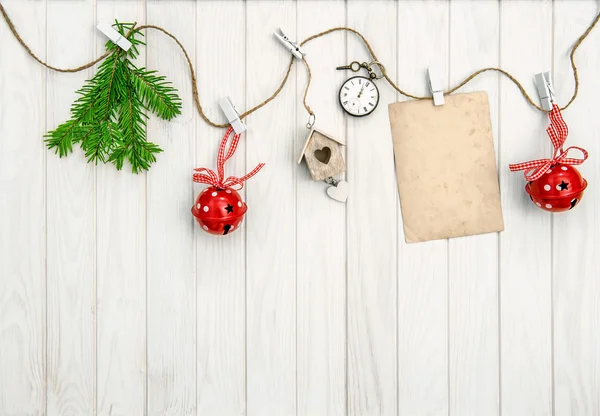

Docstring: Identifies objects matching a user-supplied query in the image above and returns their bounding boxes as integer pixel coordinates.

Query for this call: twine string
[2,2,599,127]
[297,17,599,113]
[0,2,111,72]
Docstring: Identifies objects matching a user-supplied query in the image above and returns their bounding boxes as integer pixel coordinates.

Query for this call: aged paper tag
[388,91,504,243]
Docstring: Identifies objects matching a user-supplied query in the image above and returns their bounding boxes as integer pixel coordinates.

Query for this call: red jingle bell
[526,163,587,212]
[191,186,247,235]
[510,104,589,213]
[192,127,264,235]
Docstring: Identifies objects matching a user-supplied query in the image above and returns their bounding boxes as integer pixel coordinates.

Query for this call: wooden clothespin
[274,28,306,60]
[97,22,132,51]
[534,71,555,111]
[219,97,246,134]
[428,67,444,106]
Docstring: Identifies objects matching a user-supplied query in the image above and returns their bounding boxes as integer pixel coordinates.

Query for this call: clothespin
[97,22,132,51]
[219,97,246,134]
[274,28,306,60]
[428,67,444,106]
[534,71,555,111]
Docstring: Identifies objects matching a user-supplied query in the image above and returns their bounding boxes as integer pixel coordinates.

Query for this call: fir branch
[130,68,182,120]
[44,20,179,173]
[80,123,105,164]
[113,70,162,173]
[102,49,125,119]
[45,50,120,154]
[44,73,103,155]
[45,119,76,156]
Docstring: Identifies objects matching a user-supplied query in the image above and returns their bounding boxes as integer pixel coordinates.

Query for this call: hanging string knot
[509,104,588,181]
[193,127,265,190]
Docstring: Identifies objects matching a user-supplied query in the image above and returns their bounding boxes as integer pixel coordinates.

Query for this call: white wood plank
[448,1,500,415]
[95,2,147,415]
[553,1,600,414]
[499,1,554,415]
[296,1,346,415]
[0,1,46,415]
[395,2,449,415]
[6,1,600,414]
[245,2,297,415]
[45,1,97,414]
[195,2,246,415]
[145,0,197,414]
[346,2,398,415]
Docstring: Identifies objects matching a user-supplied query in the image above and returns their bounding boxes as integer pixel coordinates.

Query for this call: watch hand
[357,83,366,98]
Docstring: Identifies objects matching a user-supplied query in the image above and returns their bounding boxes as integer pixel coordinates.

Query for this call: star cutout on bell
[225,203,234,214]
[558,180,569,191]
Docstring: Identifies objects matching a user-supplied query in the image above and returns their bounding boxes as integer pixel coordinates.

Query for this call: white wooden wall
[1,1,599,415]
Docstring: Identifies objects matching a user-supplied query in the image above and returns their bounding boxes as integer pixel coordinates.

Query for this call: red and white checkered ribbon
[509,104,588,181]
[193,127,265,189]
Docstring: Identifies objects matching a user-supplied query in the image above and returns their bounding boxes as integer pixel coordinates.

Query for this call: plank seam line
[93,0,99,413]
[446,2,452,415]
[243,1,248,413]
[44,0,49,414]
[394,1,399,415]
[294,2,299,415]
[193,1,198,414]
[497,2,503,416]
[550,1,556,415]
[344,3,349,416]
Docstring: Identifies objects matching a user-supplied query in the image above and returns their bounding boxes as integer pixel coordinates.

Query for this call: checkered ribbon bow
[509,104,588,181]
[193,127,265,189]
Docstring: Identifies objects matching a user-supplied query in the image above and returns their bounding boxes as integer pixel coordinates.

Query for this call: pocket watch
[337,61,385,117]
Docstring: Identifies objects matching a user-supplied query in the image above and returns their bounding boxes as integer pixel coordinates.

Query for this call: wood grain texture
[499,1,554,415]
[195,2,246,415]
[45,1,97,414]
[448,1,500,415]
[395,2,449,415]
[245,2,297,416]
[145,1,197,415]
[346,2,398,415]
[3,1,600,415]
[553,1,600,415]
[95,2,147,415]
[296,1,347,415]
[0,1,46,415]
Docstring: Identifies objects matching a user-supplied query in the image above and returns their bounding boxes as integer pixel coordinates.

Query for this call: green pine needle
[130,68,182,121]
[45,20,182,173]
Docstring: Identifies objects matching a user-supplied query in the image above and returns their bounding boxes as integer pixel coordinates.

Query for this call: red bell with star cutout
[526,163,587,212]
[510,104,588,213]
[192,127,264,235]
[192,186,247,235]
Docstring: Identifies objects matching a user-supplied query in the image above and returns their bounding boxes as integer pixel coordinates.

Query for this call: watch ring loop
[368,61,386,80]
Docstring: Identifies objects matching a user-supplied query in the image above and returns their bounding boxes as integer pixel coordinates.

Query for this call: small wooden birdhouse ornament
[297,128,346,181]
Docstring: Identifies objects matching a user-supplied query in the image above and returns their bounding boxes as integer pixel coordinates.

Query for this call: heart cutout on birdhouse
[314,146,331,164]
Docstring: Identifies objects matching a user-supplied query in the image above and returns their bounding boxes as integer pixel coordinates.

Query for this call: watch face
[338,76,379,117]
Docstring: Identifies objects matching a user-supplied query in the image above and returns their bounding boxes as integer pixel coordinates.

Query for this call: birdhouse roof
[297,128,345,164]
